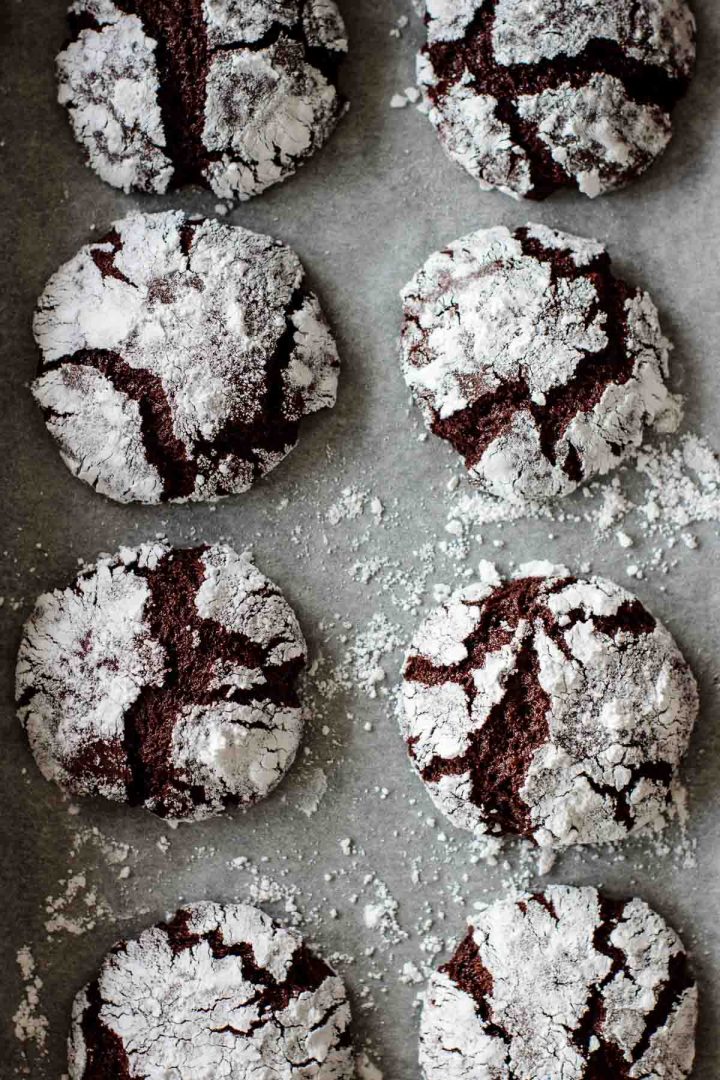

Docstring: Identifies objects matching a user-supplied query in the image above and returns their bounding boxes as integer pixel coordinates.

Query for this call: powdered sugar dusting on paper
[637,434,720,531]
[13,948,48,1055]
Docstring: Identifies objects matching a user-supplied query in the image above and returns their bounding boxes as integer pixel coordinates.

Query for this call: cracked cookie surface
[421,885,697,1080]
[418,0,695,199]
[32,210,339,504]
[16,541,308,820]
[58,0,348,198]
[401,224,678,503]
[401,569,698,848]
[68,901,354,1079]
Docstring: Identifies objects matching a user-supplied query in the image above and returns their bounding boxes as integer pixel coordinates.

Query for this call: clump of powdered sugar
[327,487,371,525]
[363,878,408,945]
[636,434,720,532]
[422,884,697,1080]
[13,947,48,1055]
[296,766,329,817]
[58,0,348,200]
[355,1052,384,1080]
[418,0,695,199]
[44,872,112,937]
[33,210,339,504]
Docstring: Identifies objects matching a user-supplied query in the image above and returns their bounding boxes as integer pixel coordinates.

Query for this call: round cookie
[68,901,354,1079]
[32,211,339,504]
[16,541,308,820]
[58,0,348,199]
[418,0,696,199]
[401,569,698,849]
[401,224,678,503]
[421,885,697,1080]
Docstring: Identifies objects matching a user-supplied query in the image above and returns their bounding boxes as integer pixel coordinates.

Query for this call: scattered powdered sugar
[445,487,551,535]
[363,878,407,945]
[227,855,304,925]
[636,434,720,532]
[343,614,403,699]
[13,947,48,1055]
[443,432,720,560]
[44,872,112,937]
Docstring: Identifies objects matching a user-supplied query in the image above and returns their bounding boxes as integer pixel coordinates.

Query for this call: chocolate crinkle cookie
[401,568,698,849]
[418,0,696,199]
[421,885,697,1080]
[32,211,339,504]
[68,901,354,1079]
[401,224,679,503]
[57,0,348,199]
[16,541,308,821]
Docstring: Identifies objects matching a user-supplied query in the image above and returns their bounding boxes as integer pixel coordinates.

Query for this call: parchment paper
[0,1,718,1076]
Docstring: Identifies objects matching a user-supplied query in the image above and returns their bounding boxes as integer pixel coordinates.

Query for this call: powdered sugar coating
[16,541,308,820]
[57,9,172,194]
[419,0,696,199]
[401,224,678,503]
[421,885,697,1080]
[58,0,347,199]
[32,211,339,504]
[204,0,347,49]
[68,901,354,1079]
[491,0,695,72]
[401,571,698,849]
[515,74,673,199]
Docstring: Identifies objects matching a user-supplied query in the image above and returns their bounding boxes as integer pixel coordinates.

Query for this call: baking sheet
[1,1,719,1076]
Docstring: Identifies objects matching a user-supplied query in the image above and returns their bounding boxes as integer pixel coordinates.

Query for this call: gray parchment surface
[1,2,719,1077]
